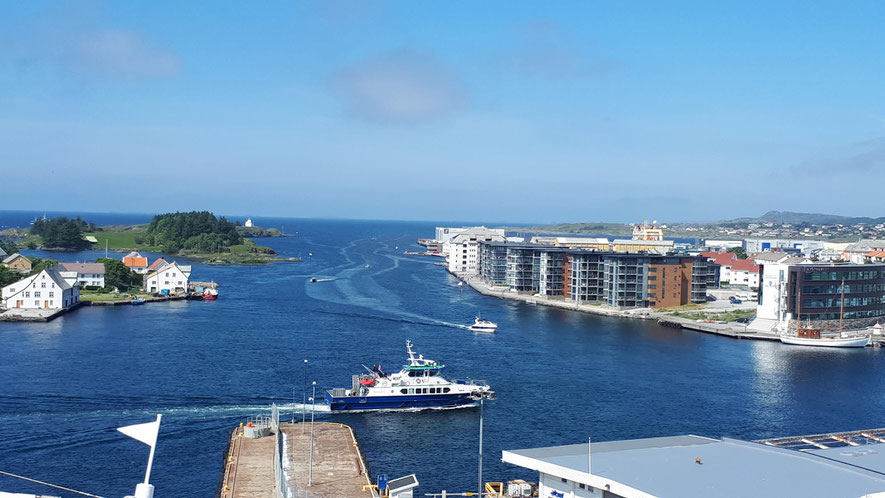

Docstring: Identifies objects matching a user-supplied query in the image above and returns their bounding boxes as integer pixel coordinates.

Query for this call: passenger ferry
[325,341,493,412]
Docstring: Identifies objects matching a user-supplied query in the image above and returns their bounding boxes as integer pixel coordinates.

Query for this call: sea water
[1,217,884,496]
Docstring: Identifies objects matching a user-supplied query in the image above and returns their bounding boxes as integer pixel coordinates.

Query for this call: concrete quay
[462,276,781,341]
[0,301,84,322]
[219,420,374,498]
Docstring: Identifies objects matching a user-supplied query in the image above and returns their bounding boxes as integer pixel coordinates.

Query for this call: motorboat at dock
[325,340,493,412]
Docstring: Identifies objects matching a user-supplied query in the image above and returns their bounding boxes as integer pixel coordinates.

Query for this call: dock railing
[271,404,298,498]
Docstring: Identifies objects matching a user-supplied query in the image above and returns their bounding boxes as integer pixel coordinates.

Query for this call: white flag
[117,414,162,448]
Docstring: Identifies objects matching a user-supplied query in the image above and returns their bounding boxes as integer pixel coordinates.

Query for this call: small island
[1,212,299,266]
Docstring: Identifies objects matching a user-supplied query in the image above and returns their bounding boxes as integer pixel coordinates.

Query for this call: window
[35,292,40,298]
[400,389,407,394]
[443,387,451,393]
[41,282,46,288]
[8,288,13,292]
[24,291,30,298]
[35,300,39,306]
[49,292,54,297]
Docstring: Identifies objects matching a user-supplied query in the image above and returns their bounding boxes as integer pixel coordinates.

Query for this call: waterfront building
[610,239,674,254]
[1,267,79,309]
[700,252,759,289]
[530,236,611,251]
[2,253,32,272]
[749,260,885,333]
[445,229,506,275]
[436,226,505,248]
[502,432,885,498]
[144,261,191,294]
[744,238,825,255]
[478,241,717,308]
[58,262,106,288]
[479,242,508,285]
[245,218,253,227]
[123,252,149,274]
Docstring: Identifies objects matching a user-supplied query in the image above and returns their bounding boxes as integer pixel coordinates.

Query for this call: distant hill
[722,211,885,226]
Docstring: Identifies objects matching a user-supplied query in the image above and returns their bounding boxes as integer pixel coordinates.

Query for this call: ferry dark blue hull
[325,392,477,411]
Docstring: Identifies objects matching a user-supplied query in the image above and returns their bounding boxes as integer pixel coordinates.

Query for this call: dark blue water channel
[1,218,885,496]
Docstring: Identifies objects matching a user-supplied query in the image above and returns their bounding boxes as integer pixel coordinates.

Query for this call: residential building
[444,229,506,275]
[478,242,717,308]
[843,240,885,264]
[435,226,506,245]
[147,258,167,272]
[3,253,32,272]
[749,260,885,333]
[58,262,106,288]
[1,267,79,309]
[123,252,149,274]
[502,432,885,498]
[144,261,191,294]
[700,252,760,288]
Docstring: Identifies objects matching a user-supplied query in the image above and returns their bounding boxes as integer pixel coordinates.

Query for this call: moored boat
[469,316,498,332]
[325,340,493,412]
[203,288,218,300]
[780,283,870,348]
[779,334,870,348]
[131,298,146,305]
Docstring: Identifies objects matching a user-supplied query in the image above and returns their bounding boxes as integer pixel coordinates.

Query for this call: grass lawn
[85,231,161,251]
[80,291,152,303]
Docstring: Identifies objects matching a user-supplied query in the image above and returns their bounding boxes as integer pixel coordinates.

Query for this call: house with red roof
[123,252,149,274]
[700,252,760,289]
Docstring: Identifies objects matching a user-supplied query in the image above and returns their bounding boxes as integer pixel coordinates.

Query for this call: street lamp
[309,381,316,486]
[302,359,308,431]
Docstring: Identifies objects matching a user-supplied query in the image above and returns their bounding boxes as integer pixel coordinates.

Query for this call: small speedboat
[469,316,497,332]
[365,264,371,269]
[203,288,218,300]
[130,298,146,305]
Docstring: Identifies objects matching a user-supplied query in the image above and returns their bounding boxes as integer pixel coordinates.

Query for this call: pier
[219,406,374,498]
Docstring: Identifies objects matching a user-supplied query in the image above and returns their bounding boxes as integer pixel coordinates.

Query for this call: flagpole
[144,414,162,485]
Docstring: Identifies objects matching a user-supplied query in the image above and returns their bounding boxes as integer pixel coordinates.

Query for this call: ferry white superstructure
[325,341,492,411]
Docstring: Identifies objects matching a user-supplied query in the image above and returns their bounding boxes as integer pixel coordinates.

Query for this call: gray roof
[2,253,27,265]
[59,262,106,274]
[504,435,885,497]
[846,239,885,252]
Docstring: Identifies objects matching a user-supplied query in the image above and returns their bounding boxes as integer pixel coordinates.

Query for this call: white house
[58,262,106,288]
[245,218,254,227]
[444,229,506,275]
[435,226,506,255]
[144,261,191,294]
[1,268,80,309]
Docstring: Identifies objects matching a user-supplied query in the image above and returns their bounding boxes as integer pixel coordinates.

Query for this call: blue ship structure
[325,340,492,412]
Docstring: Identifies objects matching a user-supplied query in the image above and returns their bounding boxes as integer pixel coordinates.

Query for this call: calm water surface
[1,218,884,496]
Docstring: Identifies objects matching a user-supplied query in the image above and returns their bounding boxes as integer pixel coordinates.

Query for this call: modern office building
[750,260,885,332]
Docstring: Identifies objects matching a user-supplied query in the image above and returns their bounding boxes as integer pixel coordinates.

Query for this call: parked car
[736,317,751,324]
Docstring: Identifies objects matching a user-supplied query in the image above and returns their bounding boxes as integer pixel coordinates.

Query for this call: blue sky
[2,1,884,223]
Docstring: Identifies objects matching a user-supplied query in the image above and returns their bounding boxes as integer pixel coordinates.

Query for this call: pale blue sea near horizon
[0,212,884,496]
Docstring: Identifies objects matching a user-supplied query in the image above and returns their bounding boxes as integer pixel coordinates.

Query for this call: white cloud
[65,29,180,78]
[330,51,467,123]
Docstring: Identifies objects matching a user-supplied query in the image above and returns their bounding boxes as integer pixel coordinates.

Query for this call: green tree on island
[97,258,143,291]
[143,211,243,254]
[31,217,92,250]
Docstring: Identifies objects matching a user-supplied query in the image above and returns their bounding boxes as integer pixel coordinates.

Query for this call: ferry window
[408,388,414,394]
[443,388,450,393]
[401,389,407,394]
[579,484,585,489]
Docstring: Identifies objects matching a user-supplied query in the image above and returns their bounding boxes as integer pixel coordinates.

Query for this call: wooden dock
[219,421,375,498]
